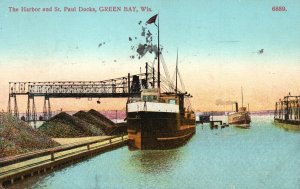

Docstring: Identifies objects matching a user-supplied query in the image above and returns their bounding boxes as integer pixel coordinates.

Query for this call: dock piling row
[274,95,300,124]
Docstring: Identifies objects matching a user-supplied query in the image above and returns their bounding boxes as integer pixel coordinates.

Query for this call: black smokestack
[235,102,239,112]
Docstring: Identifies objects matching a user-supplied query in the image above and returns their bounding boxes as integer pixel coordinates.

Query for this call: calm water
[11,115,300,189]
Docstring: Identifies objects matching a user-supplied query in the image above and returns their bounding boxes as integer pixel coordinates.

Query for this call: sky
[0,0,299,112]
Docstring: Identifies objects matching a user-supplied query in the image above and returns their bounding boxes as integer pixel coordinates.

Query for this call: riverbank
[0,135,127,188]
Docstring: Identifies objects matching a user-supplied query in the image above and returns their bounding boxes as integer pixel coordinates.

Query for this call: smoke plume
[129,21,160,60]
[215,99,237,106]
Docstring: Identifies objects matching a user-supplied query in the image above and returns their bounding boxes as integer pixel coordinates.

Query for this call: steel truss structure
[8,71,151,122]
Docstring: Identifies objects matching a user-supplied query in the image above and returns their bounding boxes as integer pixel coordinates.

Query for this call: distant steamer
[228,88,251,128]
[228,104,251,125]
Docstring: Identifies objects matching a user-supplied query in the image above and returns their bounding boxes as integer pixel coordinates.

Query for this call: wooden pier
[274,95,300,125]
[0,135,128,187]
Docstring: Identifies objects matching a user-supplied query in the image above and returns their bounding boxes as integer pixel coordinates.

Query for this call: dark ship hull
[274,118,300,126]
[127,108,195,150]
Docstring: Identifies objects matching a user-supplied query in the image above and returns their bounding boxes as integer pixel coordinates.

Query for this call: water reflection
[272,121,300,133]
[93,174,100,189]
[129,149,183,174]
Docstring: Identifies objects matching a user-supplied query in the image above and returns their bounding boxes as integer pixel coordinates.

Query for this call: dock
[196,112,228,129]
[0,135,128,187]
[274,95,300,125]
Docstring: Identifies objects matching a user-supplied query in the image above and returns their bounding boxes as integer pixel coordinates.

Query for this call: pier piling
[274,95,300,125]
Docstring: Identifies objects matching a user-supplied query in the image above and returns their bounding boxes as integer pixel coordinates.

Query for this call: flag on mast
[146,14,158,24]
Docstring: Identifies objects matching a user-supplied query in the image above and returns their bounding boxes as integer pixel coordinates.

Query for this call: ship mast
[241,86,244,108]
[147,14,160,91]
[157,15,160,91]
[175,49,178,93]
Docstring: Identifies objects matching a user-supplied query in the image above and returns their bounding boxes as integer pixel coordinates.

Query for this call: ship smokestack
[235,102,238,112]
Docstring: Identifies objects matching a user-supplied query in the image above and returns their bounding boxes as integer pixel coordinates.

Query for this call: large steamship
[126,15,196,150]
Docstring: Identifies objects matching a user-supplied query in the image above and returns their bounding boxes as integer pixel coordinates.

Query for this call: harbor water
[9,115,300,189]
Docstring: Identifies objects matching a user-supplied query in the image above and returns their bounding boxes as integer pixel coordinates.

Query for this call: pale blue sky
[0,0,299,64]
[0,0,300,111]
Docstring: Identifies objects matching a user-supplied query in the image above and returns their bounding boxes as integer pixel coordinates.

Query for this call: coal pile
[107,122,128,135]
[88,109,115,126]
[87,109,127,135]
[73,110,110,131]
[0,113,58,157]
[39,112,105,138]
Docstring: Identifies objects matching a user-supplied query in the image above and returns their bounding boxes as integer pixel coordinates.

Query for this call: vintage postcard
[0,0,299,188]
